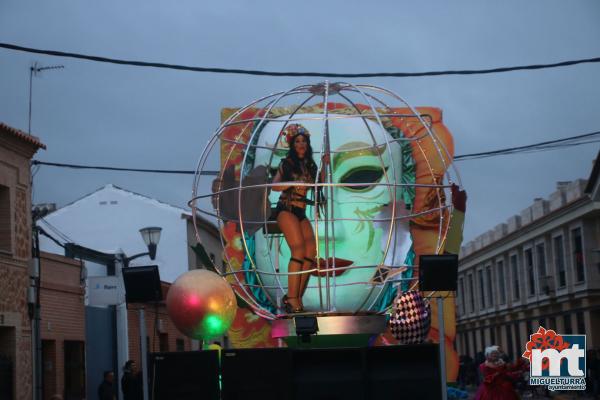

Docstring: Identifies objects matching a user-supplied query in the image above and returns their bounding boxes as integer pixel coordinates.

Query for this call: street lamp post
[124,227,162,400]
[60,226,162,400]
[125,227,162,266]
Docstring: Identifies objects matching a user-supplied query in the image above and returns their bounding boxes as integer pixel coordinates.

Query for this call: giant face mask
[246,114,414,312]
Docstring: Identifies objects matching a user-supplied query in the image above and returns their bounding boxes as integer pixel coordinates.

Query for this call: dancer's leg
[277,211,304,311]
[299,218,316,305]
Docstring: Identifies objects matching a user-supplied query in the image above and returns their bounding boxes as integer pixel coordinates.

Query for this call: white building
[36,184,221,399]
[38,183,221,282]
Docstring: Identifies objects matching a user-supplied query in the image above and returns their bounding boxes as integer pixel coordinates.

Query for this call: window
[176,339,185,352]
[490,326,496,344]
[159,333,169,352]
[468,274,475,313]
[525,248,535,296]
[464,331,471,357]
[0,185,10,252]
[510,254,520,301]
[486,266,494,307]
[514,323,521,358]
[478,270,486,310]
[539,318,546,329]
[576,312,585,334]
[536,243,547,280]
[479,329,485,351]
[470,330,476,357]
[64,341,86,399]
[563,315,572,334]
[497,260,506,305]
[553,236,566,288]
[549,317,556,330]
[458,277,465,316]
[505,325,514,361]
[572,227,585,283]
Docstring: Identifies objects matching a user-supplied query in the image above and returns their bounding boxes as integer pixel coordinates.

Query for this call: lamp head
[139,227,162,260]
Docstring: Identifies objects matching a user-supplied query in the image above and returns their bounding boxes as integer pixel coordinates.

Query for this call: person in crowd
[587,349,600,396]
[121,360,143,400]
[474,351,486,385]
[98,370,115,400]
[458,355,468,390]
[474,345,525,400]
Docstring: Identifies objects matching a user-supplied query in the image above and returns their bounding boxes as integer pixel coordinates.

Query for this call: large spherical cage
[190,82,461,320]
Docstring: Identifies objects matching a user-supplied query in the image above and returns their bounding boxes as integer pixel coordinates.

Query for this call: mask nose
[314,215,346,243]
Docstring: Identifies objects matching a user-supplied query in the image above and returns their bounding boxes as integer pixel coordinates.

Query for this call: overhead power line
[2,42,600,78]
[454,130,600,161]
[30,130,600,174]
[31,160,206,175]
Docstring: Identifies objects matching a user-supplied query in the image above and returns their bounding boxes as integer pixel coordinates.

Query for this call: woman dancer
[272,124,326,313]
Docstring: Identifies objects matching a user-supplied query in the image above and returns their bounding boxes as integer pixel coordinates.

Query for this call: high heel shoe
[282,294,303,313]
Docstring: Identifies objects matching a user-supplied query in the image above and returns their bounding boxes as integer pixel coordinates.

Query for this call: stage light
[294,316,318,342]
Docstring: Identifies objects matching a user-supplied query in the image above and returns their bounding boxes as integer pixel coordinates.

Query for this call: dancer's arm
[272,160,291,192]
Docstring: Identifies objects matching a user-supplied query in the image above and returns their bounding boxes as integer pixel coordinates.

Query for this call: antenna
[28,62,64,134]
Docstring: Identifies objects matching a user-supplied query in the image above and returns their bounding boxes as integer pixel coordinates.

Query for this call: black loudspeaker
[188,345,441,400]
[122,265,162,303]
[221,348,291,400]
[293,347,365,400]
[365,344,441,399]
[419,254,459,291]
[149,351,220,400]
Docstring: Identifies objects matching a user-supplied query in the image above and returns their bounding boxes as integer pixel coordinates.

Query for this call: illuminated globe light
[190,82,461,319]
[166,269,237,340]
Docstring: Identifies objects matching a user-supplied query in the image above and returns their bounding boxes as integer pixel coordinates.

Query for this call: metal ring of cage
[190,82,461,319]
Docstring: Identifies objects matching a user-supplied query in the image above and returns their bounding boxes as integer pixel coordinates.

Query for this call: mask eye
[339,167,386,192]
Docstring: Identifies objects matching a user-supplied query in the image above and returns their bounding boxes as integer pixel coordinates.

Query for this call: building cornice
[585,150,600,195]
[460,197,597,268]
[456,289,600,324]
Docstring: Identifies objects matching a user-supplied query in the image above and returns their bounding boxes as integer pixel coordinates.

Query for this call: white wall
[38,184,190,282]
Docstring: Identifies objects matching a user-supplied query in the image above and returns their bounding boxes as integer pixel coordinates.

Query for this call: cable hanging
[30,129,600,174]
[2,42,600,78]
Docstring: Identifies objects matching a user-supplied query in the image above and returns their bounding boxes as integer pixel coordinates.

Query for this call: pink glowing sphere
[166,269,237,340]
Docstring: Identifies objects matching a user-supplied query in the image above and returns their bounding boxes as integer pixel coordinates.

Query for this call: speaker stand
[437,296,448,400]
[139,307,149,400]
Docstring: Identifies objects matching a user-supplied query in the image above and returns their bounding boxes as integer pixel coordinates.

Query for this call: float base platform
[271,313,387,348]
[150,343,442,400]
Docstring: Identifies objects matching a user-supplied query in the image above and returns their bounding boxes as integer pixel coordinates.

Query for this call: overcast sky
[1,0,599,243]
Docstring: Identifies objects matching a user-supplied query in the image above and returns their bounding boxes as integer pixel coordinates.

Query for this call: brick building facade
[0,123,45,400]
[39,251,85,400]
[126,282,193,368]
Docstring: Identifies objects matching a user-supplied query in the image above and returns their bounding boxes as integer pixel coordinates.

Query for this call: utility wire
[36,225,66,249]
[38,216,74,243]
[30,130,600,174]
[2,42,600,78]
[454,130,600,161]
[31,160,206,175]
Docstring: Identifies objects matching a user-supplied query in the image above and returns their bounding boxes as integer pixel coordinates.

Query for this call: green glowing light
[203,314,226,337]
